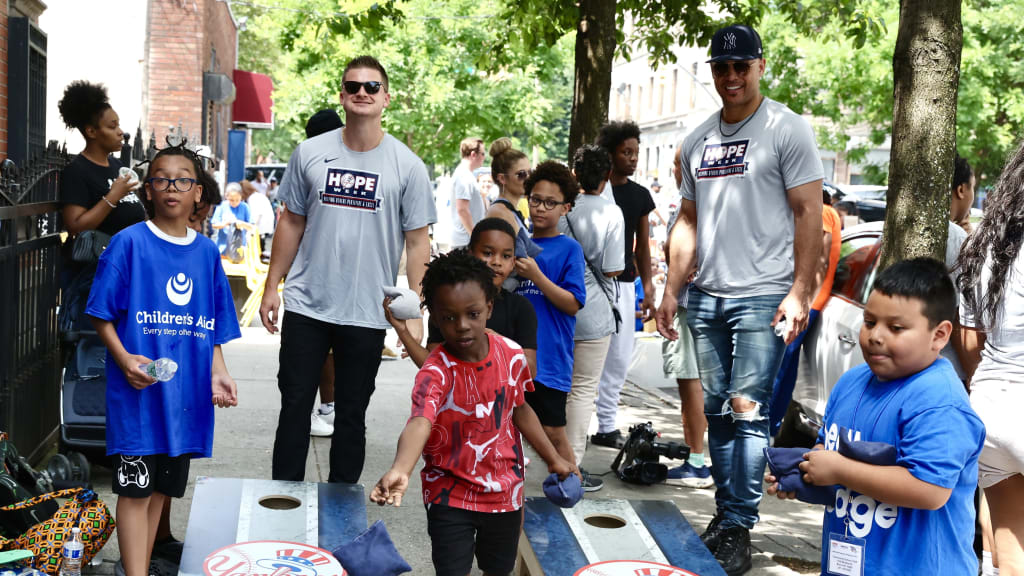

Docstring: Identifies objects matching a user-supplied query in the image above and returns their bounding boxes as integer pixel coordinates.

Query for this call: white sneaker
[318,405,335,426]
[310,412,334,437]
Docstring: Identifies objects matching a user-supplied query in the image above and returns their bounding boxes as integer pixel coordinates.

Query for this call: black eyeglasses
[711,60,755,77]
[528,196,567,210]
[343,81,384,95]
[146,177,197,192]
[513,169,531,182]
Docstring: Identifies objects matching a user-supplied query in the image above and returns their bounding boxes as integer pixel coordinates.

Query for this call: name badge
[827,532,865,576]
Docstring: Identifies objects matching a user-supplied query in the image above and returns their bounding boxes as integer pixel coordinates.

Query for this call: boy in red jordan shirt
[371,250,574,576]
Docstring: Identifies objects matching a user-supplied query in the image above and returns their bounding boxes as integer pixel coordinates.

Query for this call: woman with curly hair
[957,141,1024,576]
[58,80,145,237]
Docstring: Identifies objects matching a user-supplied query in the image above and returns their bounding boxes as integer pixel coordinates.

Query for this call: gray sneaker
[579,468,604,492]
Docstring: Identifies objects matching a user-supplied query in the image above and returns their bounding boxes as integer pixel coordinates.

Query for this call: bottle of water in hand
[59,527,84,576]
[774,318,789,339]
[141,358,178,382]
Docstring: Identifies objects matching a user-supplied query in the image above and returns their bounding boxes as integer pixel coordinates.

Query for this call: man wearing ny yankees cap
[655,24,823,575]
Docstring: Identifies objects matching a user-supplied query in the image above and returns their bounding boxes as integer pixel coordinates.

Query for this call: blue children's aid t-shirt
[814,358,984,576]
[514,235,585,392]
[86,222,241,458]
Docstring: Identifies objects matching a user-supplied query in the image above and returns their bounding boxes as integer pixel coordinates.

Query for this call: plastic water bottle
[59,527,84,576]
[141,358,178,382]
[774,318,788,338]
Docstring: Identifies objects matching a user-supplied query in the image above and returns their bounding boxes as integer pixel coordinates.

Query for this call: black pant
[271,311,385,483]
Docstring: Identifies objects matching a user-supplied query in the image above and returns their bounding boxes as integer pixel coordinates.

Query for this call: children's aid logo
[696,139,750,180]
[167,273,193,306]
[320,167,382,212]
[204,541,347,576]
[823,423,899,538]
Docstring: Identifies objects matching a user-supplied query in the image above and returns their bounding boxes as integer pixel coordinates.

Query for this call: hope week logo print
[166,273,194,306]
[696,139,751,180]
[319,167,383,213]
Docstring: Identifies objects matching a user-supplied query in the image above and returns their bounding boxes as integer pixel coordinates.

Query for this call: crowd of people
[55,21,1024,576]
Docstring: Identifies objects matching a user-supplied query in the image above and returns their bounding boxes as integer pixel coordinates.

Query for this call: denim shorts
[685,287,787,418]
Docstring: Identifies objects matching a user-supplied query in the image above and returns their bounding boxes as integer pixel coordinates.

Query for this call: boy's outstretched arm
[513,403,577,479]
[370,417,432,507]
[90,316,155,390]
[514,257,581,315]
[211,345,238,408]
[800,450,952,510]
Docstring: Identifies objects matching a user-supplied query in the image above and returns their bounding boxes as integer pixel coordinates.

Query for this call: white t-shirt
[941,221,968,379]
[678,98,824,298]
[559,194,626,340]
[277,128,436,328]
[960,246,1024,387]
[450,163,485,246]
[246,191,276,236]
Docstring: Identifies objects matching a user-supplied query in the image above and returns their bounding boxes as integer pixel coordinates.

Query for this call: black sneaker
[590,430,624,448]
[152,535,184,564]
[713,526,752,576]
[700,513,727,553]
[579,468,604,492]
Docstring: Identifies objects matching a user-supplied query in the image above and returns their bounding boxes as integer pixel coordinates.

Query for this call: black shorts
[525,380,567,427]
[425,503,522,576]
[111,454,191,498]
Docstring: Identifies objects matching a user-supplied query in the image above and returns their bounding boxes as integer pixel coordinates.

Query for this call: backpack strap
[0,488,83,512]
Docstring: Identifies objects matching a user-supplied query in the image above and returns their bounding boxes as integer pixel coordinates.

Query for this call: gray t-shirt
[559,194,625,340]
[277,129,436,328]
[450,163,485,247]
[679,97,823,298]
[942,220,968,380]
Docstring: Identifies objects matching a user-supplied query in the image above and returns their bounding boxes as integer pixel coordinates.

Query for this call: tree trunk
[879,0,962,270]
[568,0,617,161]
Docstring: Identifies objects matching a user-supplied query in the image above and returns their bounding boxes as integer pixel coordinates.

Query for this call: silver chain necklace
[719,96,766,138]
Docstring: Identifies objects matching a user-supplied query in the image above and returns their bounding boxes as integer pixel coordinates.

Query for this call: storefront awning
[232,69,274,128]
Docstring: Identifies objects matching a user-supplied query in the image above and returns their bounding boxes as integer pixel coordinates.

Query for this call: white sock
[319,402,335,415]
[982,551,999,576]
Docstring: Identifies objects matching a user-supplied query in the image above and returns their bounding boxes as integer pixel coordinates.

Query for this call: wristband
[102,195,117,209]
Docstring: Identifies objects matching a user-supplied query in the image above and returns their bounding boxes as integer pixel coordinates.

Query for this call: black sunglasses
[146,177,197,192]
[343,81,384,95]
[513,169,531,182]
[711,60,755,77]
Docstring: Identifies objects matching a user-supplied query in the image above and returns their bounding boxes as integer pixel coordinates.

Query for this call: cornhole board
[178,477,366,576]
[516,498,726,576]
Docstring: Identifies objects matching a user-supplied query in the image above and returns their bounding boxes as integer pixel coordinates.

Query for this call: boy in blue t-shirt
[514,161,586,466]
[86,146,241,576]
[766,258,984,576]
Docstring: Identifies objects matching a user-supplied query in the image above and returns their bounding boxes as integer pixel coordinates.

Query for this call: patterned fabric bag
[0,488,115,574]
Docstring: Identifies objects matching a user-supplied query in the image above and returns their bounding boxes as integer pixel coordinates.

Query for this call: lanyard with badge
[827,376,901,576]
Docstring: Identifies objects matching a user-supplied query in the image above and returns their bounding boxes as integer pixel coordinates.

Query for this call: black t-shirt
[612,180,655,282]
[427,288,538,349]
[61,154,147,236]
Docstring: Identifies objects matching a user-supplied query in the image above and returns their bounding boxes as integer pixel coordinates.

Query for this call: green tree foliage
[758,0,1024,187]
[234,0,573,171]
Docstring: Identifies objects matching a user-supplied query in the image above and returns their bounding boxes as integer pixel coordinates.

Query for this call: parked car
[244,163,286,183]
[776,221,884,447]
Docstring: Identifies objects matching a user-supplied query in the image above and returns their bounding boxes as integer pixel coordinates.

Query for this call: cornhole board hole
[516,498,726,576]
[178,477,366,576]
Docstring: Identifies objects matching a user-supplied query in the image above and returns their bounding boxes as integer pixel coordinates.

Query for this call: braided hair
[420,249,498,312]
[956,141,1024,329]
[140,142,221,220]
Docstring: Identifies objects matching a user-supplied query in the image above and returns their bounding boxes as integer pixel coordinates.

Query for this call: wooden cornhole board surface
[517,498,726,576]
[178,477,366,576]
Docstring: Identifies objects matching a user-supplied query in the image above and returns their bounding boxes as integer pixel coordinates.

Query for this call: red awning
[233,69,274,128]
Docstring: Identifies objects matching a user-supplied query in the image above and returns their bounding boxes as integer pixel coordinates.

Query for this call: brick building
[142,0,239,161]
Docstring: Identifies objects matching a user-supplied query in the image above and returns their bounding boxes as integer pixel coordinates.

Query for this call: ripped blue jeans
[685,287,787,530]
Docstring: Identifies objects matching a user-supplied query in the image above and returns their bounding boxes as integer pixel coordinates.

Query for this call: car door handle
[838,334,857,345]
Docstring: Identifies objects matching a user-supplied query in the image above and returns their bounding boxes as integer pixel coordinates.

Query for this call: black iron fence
[0,141,69,463]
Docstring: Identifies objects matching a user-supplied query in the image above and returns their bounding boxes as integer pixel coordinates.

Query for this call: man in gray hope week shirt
[655,25,823,576]
[260,55,436,483]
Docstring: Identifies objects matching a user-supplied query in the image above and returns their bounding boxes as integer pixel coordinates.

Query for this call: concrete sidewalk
[88,327,824,576]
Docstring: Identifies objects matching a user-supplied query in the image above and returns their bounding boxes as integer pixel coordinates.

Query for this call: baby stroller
[53,265,102,485]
